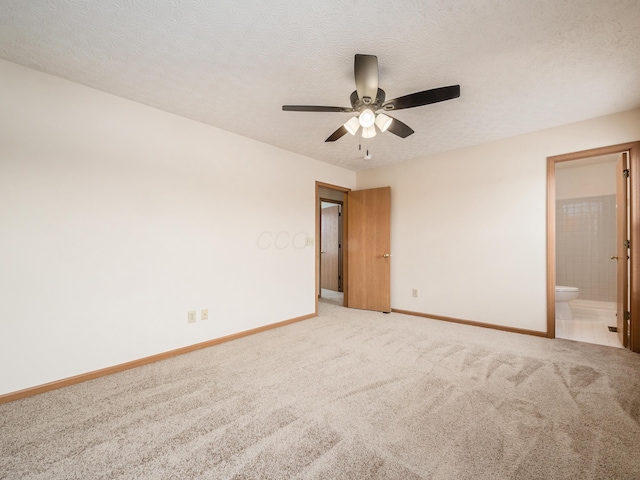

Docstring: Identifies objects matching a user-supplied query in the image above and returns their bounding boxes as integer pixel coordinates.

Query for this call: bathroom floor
[556,314,623,348]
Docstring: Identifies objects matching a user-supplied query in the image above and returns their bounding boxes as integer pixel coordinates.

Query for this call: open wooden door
[320,204,340,291]
[616,152,629,347]
[346,187,391,312]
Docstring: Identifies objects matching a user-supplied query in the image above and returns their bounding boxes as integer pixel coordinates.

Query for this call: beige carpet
[2,300,640,479]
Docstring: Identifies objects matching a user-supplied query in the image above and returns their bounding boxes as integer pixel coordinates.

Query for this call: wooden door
[346,187,391,312]
[616,152,629,346]
[321,204,340,291]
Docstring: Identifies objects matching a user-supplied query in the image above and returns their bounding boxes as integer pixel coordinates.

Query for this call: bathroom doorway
[554,154,621,347]
[547,142,640,352]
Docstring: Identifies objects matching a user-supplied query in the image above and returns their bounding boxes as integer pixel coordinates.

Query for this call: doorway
[317,183,349,310]
[320,199,343,293]
[553,154,621,347]
[547,142,640,352]
[315,182,392,314]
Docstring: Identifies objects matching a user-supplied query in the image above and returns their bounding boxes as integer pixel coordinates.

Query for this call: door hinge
[623,169,630,178]
[624,311,631,321]
[624,239,630,249]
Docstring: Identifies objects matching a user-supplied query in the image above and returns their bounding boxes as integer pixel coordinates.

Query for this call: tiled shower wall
[556,195,616,302]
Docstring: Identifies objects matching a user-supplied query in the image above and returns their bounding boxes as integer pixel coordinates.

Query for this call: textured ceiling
[1,0,639,171]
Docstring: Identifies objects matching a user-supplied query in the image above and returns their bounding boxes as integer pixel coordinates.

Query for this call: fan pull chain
[358,135,371,160]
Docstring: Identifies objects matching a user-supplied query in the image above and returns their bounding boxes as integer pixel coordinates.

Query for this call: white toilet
[555,286,579,320]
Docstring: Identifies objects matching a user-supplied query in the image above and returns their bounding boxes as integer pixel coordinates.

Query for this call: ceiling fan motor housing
[350,89,386,113]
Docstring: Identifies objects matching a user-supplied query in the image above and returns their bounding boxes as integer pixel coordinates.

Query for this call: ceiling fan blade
[386,116,415,138]
[325,125,349,142]
[283,105,354,113]
[354,54,379,104]
[382,85,460,111]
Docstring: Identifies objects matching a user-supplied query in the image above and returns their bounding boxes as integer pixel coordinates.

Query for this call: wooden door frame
[616,152,630,346]
[547,141,640,352]
[315,182,351,313]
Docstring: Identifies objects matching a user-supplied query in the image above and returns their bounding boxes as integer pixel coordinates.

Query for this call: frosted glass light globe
[358,109,375,128]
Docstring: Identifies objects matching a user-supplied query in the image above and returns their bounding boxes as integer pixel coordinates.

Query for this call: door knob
[611,255,619,260]
[383,253,391,258]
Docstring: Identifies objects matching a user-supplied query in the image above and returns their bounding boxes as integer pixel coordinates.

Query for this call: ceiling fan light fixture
[361,126,376,138]
[358,109,376,128]
[375,113,393,132]
[344,116,361,135]
[282,55,459,145]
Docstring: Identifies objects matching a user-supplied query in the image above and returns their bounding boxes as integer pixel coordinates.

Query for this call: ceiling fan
[282,54,460,142]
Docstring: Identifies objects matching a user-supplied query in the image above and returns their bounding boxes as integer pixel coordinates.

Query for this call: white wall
[556,161,616,199]
[0,59,355,395]
[356,108,640,332]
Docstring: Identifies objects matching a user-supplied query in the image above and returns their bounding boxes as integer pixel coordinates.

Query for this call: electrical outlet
[201,309,208,321]
[187,311,197,324]
[412,288,419,298]
[305,237,314,246]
